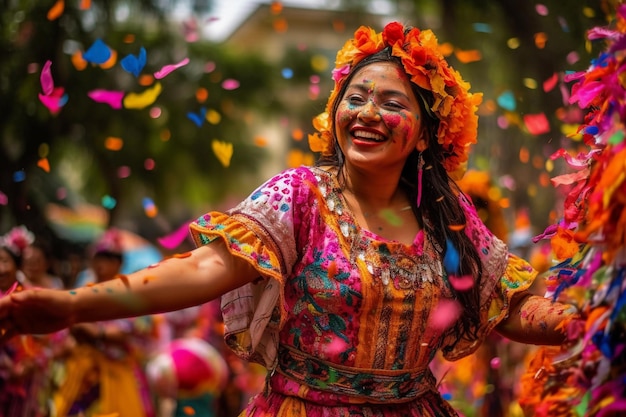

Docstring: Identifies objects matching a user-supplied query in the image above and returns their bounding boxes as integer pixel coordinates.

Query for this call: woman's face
[0,248,18,291]
[335,62,426,172]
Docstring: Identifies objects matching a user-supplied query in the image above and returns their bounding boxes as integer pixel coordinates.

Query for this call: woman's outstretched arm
[495,291,579,345]
[0,240,259,342]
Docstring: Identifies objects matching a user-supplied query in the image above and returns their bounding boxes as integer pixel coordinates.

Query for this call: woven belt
[276,344,435,403]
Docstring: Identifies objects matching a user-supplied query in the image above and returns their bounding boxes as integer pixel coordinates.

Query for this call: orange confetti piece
[99,49,118,69]
[270,1,283,14]
[105,137,124,151]
[291,128,304,141]
[79,0,91,10]
[447,224,466,231]
[454,49,482,63]
[37,158,50,173]
[71,51,88,71]
[534,32,548,49]
[519,147,530,163]
[183,406,196,416]
[173,252,192,259]
[47,0,64,21]
[138,74,154,86]
[273,18,288,33]
[254,136,268,147]
[196,87,209,103]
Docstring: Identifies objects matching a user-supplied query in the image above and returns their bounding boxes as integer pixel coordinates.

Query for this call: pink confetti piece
[0,190,7,205]
[543,72,558,92]
[40,60,54,95]
[448,274,475,291]
[535,4,549,16]
[523,112,550,135]
[221,79,240,90]
[154,57,190,79]
[157,221,192,249]
[38,92,68,113]
[429,299,462,331]
[88,89,125,109]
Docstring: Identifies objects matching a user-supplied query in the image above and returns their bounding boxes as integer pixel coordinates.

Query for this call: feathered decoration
[520,4,626,416]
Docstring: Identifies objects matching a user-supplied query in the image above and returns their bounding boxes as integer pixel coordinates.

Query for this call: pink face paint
[383,113,402,129]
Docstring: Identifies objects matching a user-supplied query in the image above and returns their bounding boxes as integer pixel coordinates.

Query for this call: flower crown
[0,225,34,259]
[308,22,483,174]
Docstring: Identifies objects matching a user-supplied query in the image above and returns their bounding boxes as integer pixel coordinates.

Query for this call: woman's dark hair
[316,45,484,345]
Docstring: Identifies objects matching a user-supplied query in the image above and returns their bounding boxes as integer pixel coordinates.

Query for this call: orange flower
[310,22,482,174]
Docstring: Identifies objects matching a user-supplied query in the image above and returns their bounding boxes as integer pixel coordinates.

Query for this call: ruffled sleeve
[188,167,315,369]
[442,195,536,361]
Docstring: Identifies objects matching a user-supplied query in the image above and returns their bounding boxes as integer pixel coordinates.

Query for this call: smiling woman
[0,22,580,417]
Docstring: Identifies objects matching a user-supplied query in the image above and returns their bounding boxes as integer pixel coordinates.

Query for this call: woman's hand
[0,287,75,344]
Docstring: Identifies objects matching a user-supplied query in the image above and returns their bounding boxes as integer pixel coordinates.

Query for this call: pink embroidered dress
[189,166,535,417]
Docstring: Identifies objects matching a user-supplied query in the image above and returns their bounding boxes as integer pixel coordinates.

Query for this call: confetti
[37,158,50,173]
[88,89,125,109]
[143,197,158,218]
[123,82,162,109]
[83,39,112,65]
[40,60,54,95]
[121,47,147,77]
[211,140,233,167]
[47,0,64,21]
[187,107,207,127]
[221,79,240,90]
[154,57,189,79]
[523,113,550,135]
[496,90,516,111]
[157,221,192,249]
[443,238,460,275]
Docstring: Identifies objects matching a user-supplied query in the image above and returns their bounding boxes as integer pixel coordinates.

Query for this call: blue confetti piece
[59,94,69,107]
[13,171,25,182]
[497,90,516,111]
[443,238,461,275]
[281,68,294,79]
[472,23,492,33]
[584,126,599,135]
[101,194,117,209]
[121,47,147,77]
[83,39,112,64]
[187,107,207,127]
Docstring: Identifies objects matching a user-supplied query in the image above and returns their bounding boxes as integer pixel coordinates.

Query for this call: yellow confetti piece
[124,82,162,109]
[37,158,50,173]
[206,109,221,125]
[38,143,49,158]
[71,50,88,71]
[507,37,520,49]
[523,78,538,89]
[47,0,64,21]
[105,137,124,151]
[212,140,233,167]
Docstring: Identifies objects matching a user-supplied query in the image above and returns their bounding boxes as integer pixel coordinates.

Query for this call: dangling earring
[417,152,424,208]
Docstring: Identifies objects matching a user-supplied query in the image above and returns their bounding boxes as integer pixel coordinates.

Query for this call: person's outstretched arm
[495,291,579,345]
[0,240,259,342]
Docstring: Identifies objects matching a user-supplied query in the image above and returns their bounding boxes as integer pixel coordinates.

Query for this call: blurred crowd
[0,226,266,417]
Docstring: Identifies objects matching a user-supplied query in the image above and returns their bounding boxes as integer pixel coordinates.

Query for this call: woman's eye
[347,95,365,105]
[383,101,404,110]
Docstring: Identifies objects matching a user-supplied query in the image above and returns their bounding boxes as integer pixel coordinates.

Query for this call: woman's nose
[358,101,381,121]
